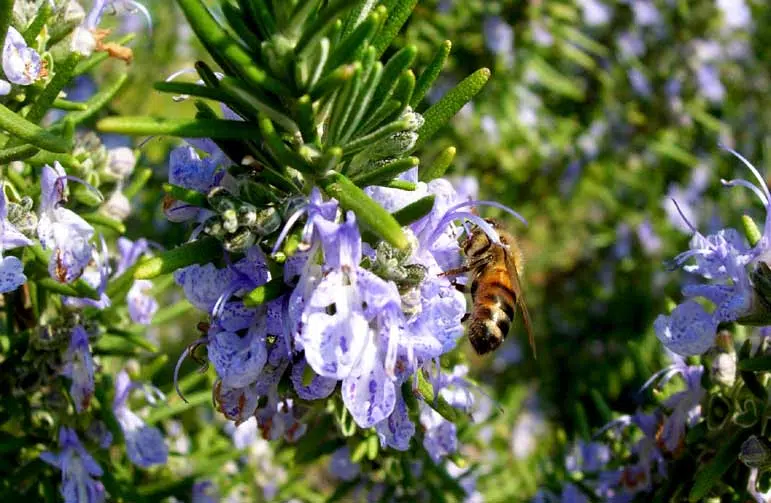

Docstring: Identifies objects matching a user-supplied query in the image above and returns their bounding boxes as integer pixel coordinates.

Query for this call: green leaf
[416,370,463,423]
[392,194,435,226]
[739,356,771,372]
[370,45,417,114]
[144,390,211,425]
[527,56,585,101]
[258,115,310,172]
[329,5,384,73]
[0,0,12,47]
[24,54,81,125]
[64,73,129,125]
[0,103,71,153]
[124,168,153,199]
[0,144,38,164]
[414,68,490,151]
[341,119,410,157]
[309,62,358,100]
[371,0,417,58]
[320,171,408,249]
[153,81,233,102]
[133,237,222,280]
[162,183,208,207]
[689,429,750,501]
[97,116,263,139]
[51,99,88,111]
[295,0,355,56]
[238,0,275,39]
[81,212,126,234]
[326,63,363,145]
[350,156,418,187]
[243,277,286,307]
[176,0,284,95]
[412,40,451,108]
[418,146,455,181]
[220,77,300,134]
[151,299,194,325]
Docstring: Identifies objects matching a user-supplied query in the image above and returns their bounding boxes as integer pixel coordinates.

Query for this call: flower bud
[101,191,131,221]
[739,435,771,469]
[710,351,736,388]
[105,147,136,179]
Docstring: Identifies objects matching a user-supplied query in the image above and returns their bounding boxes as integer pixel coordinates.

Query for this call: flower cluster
[655,150,771,356]
[170,136,504,455]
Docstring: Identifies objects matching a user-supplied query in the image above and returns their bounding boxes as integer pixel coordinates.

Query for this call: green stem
[97,116,263,139]
[0,103,71,153]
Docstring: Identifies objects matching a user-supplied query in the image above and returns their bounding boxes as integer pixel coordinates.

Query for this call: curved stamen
[638,365,681,394]
[442,199,528,226]
[58,175,104,204]
[212,280,248,319]
[121,0,153,36]
[272,206,308,256]
[722,145,771,205]
[721,178,769,206]
[670,198,699,235]
[428,211,501,247]
[174,337,209,402]
[593,415,633,439]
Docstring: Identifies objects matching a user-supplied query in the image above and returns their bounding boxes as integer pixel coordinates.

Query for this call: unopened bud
[105,147,136,179]
[710,352,736,388]
[101,191,131,221]
[739,435,771,469]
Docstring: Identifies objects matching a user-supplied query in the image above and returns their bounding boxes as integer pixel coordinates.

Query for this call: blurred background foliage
[77,0,770,500]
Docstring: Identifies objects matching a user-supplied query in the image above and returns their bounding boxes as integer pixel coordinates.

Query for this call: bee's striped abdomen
[468,268,517,354]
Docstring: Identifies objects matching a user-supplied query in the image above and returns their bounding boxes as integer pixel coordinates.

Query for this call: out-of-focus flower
[577,0,612,26]
[40,427,106,503]
[61,325,96,413]
[0,184,31,293]
[329,446,360,481]
[483,16,514,65]
[112,370,168,468]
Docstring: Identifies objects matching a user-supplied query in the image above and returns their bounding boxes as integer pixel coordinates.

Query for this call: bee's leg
[440,256,492,278]
[440,265,471,278]
[451,281,467,293]
[461,313,470,323]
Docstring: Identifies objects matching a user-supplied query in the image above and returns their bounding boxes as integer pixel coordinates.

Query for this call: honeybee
[446,219,535,356]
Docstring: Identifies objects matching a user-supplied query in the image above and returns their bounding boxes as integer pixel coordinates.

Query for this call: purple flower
[696,65,725,103]
[40,427,106,503]
[164,146,223,222]
[421,404,458,463]
[192,481,218,503]
[290,357,337,400]
[0,184,30,293]
[3,27,42,87]
[37,163,95,283]
[577,0,611,26]
[61,326,95,413]
[208,325,268,388]
[375,393,415,451]
[127,280,157,324]
[483,16,514,65]
[329,446,360,481]
[112,370,168,468]
[654,300,717,356]
[645,354,704,454]
[565,441,611,473]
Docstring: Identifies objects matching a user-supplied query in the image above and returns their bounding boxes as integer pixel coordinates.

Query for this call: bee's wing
[503,247,536,359]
